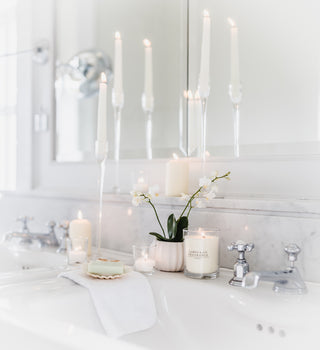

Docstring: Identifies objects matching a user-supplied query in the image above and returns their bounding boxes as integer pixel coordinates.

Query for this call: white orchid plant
[131,171,230,242]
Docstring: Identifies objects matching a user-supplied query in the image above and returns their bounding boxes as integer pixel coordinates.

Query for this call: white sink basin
[0,245,67,284]
[0,249,318,350]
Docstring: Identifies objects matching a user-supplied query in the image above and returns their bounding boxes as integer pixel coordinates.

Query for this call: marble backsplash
[0,192,319,283]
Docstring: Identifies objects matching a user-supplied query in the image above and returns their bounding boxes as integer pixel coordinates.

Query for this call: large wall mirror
[55,0,188,162]
[55,0,320,162]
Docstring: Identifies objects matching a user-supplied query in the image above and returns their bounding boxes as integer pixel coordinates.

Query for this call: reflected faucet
[242,244,307,294]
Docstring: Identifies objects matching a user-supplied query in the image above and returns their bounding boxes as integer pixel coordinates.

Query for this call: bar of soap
[88,260,124,276]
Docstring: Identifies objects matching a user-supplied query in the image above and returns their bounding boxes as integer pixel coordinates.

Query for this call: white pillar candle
[165,153,189,197]
[69,210,92,255]
[184,232,219,274]
[112,31,124,107]
[142,39,154,111]
[96,73,108,160]
[228,18,241,99]
[198,10,211,98]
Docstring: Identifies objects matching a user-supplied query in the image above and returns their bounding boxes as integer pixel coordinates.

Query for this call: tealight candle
[184,228,220,279]
[133,245,155,274]
[66,237,88,265]
[69,210,92,255]
[165,153,189,196]
[133,176,149,193]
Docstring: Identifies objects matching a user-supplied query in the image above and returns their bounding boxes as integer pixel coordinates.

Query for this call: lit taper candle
[112,31,124,107]
[198,10,211,98]
[96,72,108,161]
[142,38,154,111]
[228,18,241,99]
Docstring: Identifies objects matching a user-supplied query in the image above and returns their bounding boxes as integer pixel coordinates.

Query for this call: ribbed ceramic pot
[154,241,184,272]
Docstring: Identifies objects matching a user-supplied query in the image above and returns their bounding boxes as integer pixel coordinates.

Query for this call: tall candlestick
[228,18,241,100]
[142,39,154,112]
[112,31,124,107]
[198,10,211,98]
[96,72,108,161]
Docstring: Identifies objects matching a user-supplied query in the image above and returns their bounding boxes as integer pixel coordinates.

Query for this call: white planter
[154,241,184,272]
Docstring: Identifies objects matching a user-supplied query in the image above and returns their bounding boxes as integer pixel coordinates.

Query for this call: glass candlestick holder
[183,228,220,279]
[67,237,88,265]
[132,245,155,275]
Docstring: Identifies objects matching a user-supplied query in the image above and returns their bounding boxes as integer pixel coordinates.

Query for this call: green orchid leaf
[174,216,188,242]
[149,232,169,241]
[167,213,177,239]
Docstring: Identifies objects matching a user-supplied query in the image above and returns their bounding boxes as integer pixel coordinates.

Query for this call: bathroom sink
[0,245,67,284]
[0,249,318,350]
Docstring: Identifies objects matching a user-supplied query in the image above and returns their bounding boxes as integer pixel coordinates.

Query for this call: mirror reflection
[55,0,187,162]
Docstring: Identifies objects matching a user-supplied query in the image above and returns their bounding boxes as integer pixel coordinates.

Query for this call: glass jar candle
[183,228,220,279]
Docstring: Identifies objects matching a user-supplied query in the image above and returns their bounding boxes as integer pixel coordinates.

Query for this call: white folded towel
[60,269,157,338]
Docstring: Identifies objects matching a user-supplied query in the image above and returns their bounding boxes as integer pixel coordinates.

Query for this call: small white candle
[112,31,124,107]
[142,39,154,111]
[228,18,241,99]
[165,153,189,197]
[69,210,92,255]
[68,249,87,264]
[134,256,155,273]
[198,10,211,98]
[96,72,108,160]
[133,176,149,193]
[184,232,219,274]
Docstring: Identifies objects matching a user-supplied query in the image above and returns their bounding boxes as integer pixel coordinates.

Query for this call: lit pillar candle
[112,31,124,107]
[96,72,108,161]
[142,39,154,111]
[228,18,241,99]
[165,153,189,197]
[184,229,219,275]
[198,10,211,98]
[69,210,92,255]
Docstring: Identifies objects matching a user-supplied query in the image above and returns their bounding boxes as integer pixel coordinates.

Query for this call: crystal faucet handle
[284,243,301,266]
[228,241,254,253]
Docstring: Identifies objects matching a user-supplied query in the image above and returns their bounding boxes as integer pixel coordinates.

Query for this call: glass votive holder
[67,237,88,265]
[132,245,155,275]
[183,228,220,279]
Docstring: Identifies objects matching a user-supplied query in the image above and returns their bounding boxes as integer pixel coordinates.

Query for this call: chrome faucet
[242,244,307,294]
[56,221,69,254]
[228,241,254,286]
[4,216,60,248]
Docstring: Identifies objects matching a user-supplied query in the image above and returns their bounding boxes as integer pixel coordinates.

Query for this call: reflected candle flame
[143,38,151,47]
[115,31,121,40]
[77,210,83,220]
[203,9,210,17]
[228,17,237,27]
[100,72,107,83]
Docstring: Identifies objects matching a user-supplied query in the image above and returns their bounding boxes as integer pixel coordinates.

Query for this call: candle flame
[187,90,193,100]
[172,153,179,160]
[143,38,151,47]
[203,9,210,17]
[137,176,145,184]
[100,72,107,83]
[228,17,236,27]
[115,31,121,40]
[77,210,83,220]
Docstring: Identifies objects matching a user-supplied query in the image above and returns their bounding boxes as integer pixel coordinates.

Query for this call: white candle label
[187,249,209,259]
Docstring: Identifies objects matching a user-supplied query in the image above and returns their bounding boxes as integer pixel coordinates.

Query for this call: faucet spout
[243,267,307,294]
